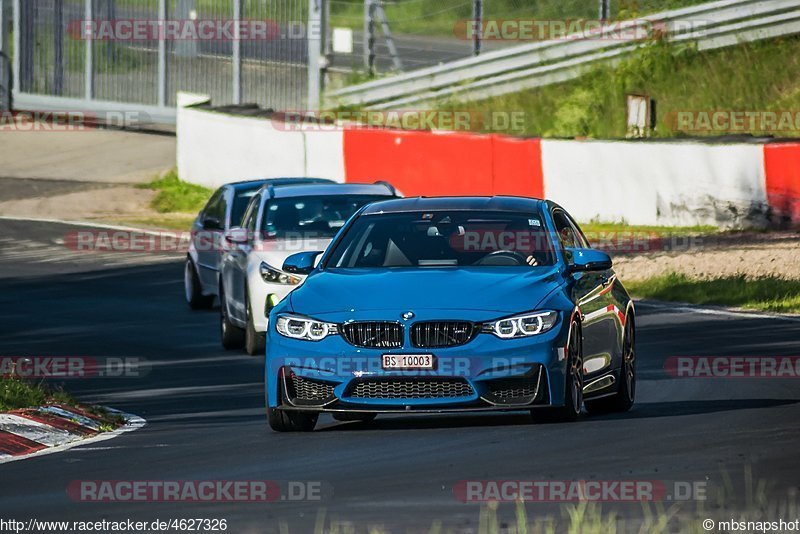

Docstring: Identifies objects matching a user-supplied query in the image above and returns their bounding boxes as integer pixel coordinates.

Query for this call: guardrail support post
[0,0,7,55]
[363,0,375,75]
[599,0,610,20]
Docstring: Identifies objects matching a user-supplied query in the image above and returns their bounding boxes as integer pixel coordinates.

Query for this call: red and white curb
[0,405,145,464]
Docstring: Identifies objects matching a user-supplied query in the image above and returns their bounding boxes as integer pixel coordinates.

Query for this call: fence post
[53,0,63,95]
[0,0,6,55]
[232,0,242,105]
[84,0,93,100]
[599,0,610,20]
[472,0,482,56]
[307,0,322,111]
[363,0,375,74]
[11,0,18,94]
[158,0,167,107]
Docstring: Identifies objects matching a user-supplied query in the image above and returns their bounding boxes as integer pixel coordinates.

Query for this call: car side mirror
[283,251,323,275]
[566,248,613,272]
[203,216,222,230]
[223,227,249,245]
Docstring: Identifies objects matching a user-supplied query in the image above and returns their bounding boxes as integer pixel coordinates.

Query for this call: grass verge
[436,36,800,139]
[137,169,213,215]
[0,376,75,412]
[580,221,717,237]
[626,273,800,314]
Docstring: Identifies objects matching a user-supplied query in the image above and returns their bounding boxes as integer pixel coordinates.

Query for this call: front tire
[185,258,214,310]
[532,320,583,423]
[220,283,245,350]
[268,407,318,432]
[245,296,266,356]
[585,314,636,415]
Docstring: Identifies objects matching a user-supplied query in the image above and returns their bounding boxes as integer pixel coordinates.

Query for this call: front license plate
[382,354,435,370]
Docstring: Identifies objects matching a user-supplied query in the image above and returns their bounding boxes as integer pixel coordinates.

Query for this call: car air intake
[348,378,474,399]
[410,321,477,348]
[289,374,335,404]
[340,322,403,348]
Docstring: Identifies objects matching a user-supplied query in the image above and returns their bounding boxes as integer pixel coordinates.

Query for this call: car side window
[552,210,580,249]
[243,195,261,234]
[202,188,224,219]
[565,213,590,248]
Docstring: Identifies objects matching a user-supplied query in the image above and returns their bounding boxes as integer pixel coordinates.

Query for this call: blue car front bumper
[265,313,572,413]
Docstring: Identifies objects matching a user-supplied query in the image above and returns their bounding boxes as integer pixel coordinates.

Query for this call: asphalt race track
[1,219,799,532]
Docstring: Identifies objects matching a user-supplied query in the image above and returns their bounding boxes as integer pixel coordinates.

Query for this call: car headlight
[275,314,338,341]
[482,311,558,339]
[260,262,301,285]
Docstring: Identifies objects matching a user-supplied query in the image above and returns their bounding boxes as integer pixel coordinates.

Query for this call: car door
[225,194,260,323]
[195,187,228,289]
[552,208,616,377]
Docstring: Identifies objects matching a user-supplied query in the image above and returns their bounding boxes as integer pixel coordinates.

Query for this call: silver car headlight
[275,314,338,341]
[482,311,559,339]
[260,262,301,285]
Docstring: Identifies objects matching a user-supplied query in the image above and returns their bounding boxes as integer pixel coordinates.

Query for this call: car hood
[289,267,564,316]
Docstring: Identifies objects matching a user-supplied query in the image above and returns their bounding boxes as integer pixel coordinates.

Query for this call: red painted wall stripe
[0,430,48,456]
[343,128,544,198]
[764,143,800,223]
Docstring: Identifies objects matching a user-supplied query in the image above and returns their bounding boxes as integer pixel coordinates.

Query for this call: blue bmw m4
[265,197,636,431]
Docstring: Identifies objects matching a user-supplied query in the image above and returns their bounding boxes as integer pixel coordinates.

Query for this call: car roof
[227,177,334,191]
[360,196,545,215]
[262,182,398,199]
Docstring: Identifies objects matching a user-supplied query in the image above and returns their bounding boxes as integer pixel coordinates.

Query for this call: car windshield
[326,211,556,268]
[262,195,390,239]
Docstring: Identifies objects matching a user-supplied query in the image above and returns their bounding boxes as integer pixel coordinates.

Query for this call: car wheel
[220,283,245,350]
[245,295,266,356]
[585,314,636,415]
[532,320,583,423]
[332,412,377,423]
[268,406,318,432]
[184,258,214,310]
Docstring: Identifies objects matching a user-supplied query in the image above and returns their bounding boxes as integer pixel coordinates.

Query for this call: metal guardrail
[327,0,800,110]
[0,50,11,112]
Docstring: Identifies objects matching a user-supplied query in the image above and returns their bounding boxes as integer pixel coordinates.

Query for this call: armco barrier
[764,143,800,224]
[177,98,797,227]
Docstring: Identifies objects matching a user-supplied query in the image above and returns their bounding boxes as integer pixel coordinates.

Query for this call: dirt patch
[0,185,159,222]
[611,231,800,281]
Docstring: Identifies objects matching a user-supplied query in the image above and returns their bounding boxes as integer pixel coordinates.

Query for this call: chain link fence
[327,0,717,75]
[12,0,311,119]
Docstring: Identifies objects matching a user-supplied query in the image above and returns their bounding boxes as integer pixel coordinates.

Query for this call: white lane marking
[0,410,146,465]
[0,414,79,447]
[636,300,800,322]
[0,216,169,236]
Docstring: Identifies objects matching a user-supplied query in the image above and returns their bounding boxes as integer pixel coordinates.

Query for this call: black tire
[268,406,318,432]
[332,412,377,423]
[220,283,245,350]
[532,320,583,423]
[585,315,636,415]
[245,295,266,356]
[184,258,214,310]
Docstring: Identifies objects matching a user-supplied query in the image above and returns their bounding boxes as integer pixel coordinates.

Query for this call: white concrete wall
[541,140,768,227]
[177,94,345,188]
